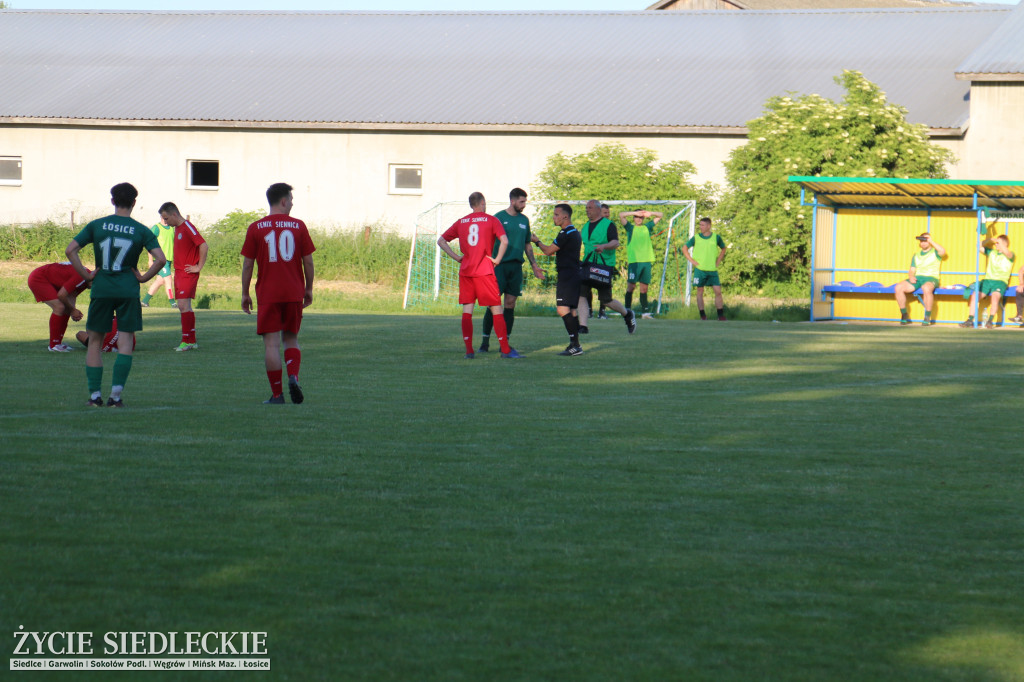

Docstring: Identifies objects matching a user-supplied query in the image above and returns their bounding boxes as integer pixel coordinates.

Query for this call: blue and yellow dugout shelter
[791,177,1024,324]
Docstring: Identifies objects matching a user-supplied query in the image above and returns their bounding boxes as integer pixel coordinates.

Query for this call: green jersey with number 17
[73,214,159,298]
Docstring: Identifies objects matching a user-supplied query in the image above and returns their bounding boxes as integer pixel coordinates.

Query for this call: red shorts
[28,271,59,302]
[256,301,303,335]
[459,274,500,307]
[174,271,200,300]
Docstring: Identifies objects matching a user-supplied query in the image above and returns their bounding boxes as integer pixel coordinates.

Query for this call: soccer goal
[403,199,698,313]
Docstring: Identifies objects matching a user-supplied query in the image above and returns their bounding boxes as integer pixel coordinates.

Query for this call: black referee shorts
[556,273,581,309]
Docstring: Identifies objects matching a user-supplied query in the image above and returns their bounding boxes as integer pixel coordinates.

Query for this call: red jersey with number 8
[241,214,317,304]
[441,212,506,278]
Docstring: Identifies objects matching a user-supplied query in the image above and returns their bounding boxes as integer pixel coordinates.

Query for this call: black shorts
[580,281,613,305]
[556,274,580,309]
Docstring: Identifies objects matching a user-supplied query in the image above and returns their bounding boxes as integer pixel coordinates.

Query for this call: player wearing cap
[437,192,522,359]
[27,261,91,351]
[894,232,946,326]
[959,234,1014,329]
[619,209,663,319]
[241,183,316,404]
[159,202,208,351]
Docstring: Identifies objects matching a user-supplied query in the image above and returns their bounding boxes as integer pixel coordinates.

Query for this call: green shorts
[627,262,652,285]
[693,268,721,288]
[909,276,939,292]
[159,261,173,278]
[962,280,1008,299]
[87,297,143,334]
[493,261,524,298]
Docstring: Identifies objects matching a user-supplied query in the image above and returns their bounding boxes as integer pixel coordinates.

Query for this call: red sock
[461,313,474,353]
[491,313,511,354]
[267,369,283,397]
[284,347,301,379]
[181,311,196,344]
[49,313,69,347]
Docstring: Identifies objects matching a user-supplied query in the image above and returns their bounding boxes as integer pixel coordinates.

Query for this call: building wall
[0,125,743,234]
[959,81,1024,181]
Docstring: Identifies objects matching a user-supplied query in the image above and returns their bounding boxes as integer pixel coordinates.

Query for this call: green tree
[716,70,955,291]
[530,142,716,287]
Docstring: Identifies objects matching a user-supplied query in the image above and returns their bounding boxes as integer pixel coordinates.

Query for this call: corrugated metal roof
[790,176,1024,209]
[0,8,1011,129]
[956,1,1024,78]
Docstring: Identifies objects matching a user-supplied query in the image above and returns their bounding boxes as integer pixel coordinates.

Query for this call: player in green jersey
[681,217,728,320]
[141,214,175,307]
[479,188,543,352]
[894,233,946,326]
[959,234,1014,328]
[619,209,663,318]
[66,183,166,407]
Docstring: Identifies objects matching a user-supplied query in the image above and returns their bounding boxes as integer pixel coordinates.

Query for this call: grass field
[2,302,1023,681]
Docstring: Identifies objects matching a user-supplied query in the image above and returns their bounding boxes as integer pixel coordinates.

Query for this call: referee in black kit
[532,203,584,356]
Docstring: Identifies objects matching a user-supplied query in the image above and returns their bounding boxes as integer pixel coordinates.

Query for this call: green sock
[142,293,152,304]
[900,308,908,317]
[967,315,974,322]
[111,354,133,393]
[86,365,103,395]
[170,299,176,306]
[924,310,932,320]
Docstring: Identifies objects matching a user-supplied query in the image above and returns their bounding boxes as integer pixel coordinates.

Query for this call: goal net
[403,200,698,313]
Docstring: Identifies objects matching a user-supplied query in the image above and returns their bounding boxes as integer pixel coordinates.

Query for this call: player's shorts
[256,301,304,335]
[962,279,1008,299]
[628,262,652,285]
[907,276,939,292]
[555,272,581,309]
[579,281,613,305]
[27,271,60,302]
[159,261,173,278]
[493,261,524,298]
[87,297,143,334]
[174,270,200,300]
[459,274,501,307]
[693,268,721,288]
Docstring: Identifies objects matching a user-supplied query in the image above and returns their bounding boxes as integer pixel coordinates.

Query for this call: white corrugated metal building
[1,6,1023,230]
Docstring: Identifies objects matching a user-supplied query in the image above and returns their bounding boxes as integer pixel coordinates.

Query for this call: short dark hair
[158,202,179,215]
[699,217,712,225]
[601,203,610,210]
[110,183,138,209]
[555,203,572,218]
[469,191,485,209]
[510,187,527,201]
[266,183,293,207]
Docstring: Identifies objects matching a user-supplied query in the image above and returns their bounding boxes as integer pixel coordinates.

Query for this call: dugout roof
[790,176,1024,210]
[0,7,1016,130]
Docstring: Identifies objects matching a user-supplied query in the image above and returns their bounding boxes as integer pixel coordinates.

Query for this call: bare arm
[184,242,208,274]
[532,235,560,257]
[436,236,463,263]
[716,245,727,268]
[930,240,946,258]
[491,234,508,265]
[56,287,82,321]
[136,247,166,283]
[594,239,619,254]
[65,239,94,282]
[524,242,544,279]
[241,257,255,314]
[302,253,314,308]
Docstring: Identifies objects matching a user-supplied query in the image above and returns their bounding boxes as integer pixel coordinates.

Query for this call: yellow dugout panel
[794,177,1024,324]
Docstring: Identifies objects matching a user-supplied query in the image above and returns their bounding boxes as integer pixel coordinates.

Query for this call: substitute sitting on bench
[894,232,946,326]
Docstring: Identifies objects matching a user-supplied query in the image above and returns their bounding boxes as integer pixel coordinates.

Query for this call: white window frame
[389,163,423,195]
[187,159,220,190]
[0,156,23,186]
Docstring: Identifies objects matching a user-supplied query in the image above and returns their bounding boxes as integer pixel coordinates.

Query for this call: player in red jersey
[158,202,208,352]
[241,182,316,404]
[27,261,91,351]
[76,317,136,353]
[437,192,523,359]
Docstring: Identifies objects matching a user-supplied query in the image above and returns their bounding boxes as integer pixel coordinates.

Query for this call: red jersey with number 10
[241,214,317,304]
[441,212,506,278]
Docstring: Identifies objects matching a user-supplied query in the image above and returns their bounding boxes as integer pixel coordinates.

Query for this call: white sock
[110,386,123,400]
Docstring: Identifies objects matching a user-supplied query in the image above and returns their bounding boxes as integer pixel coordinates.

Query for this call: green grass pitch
[2,302,1023,680]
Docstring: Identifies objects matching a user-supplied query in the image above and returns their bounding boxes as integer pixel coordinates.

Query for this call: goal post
[403,199,698,313]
